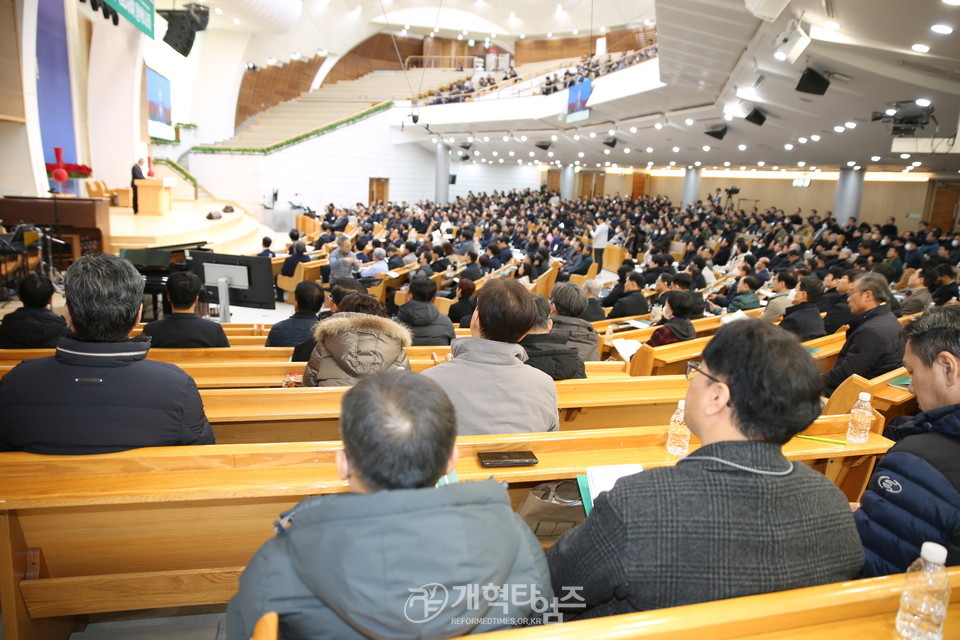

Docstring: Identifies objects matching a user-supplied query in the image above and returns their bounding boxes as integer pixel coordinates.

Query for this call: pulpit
[134,178,172,216]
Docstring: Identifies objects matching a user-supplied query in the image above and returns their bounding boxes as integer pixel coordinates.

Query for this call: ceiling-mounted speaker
[534,141,552,151]
[745,108,766,126]
[796,67,831,95]
[603,137,618,148]
[459,142,472,150]
[185,2,210,31]
[158,10,198,57]
[744,0,791,21]
[704,126,728,140]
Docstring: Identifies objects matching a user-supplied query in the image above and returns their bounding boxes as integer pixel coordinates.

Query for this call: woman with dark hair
[303,293,411,387]
[449,278,477,326]
[647,291,696,347]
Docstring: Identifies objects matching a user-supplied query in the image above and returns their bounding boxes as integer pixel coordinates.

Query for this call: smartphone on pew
[477,451,539,468]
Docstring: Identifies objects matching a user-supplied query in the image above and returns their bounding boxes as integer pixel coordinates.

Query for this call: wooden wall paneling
[234,56,325,127]
[631,172,646,199]
[547,169,560,192]
[929,182,960,231]
[0,0,25,122]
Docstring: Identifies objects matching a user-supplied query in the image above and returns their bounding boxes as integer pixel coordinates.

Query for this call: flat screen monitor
[187,251,275,310]
[146,67,175,141]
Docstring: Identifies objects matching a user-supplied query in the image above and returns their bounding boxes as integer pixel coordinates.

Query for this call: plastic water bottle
[895,541,951,640]
[846,392,874,444]
[604,325,614,343]
[666,400,690,456]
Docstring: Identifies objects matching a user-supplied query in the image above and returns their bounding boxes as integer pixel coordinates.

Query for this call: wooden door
[368,178,389,205]
[547,169,560,192]
[930,182,960,232]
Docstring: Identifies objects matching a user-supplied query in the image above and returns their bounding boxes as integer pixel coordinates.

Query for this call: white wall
[603,172,629,198]
[188,30,251,144]
[11,0,47,196]
[450,162,542,199]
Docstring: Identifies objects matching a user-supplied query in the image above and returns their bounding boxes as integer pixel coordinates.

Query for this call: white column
[434,142,450,204]
[681,166,701,208]
[833,168,865,224]
[559,164,575,200]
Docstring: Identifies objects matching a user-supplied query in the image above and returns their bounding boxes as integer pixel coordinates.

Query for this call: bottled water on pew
[845,392,873,445]
[896,541,951,640]
[666,400,689,456]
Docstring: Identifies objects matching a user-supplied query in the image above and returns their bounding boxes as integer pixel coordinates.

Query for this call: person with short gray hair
[580,279,606,322]
[360,246,388,278]
[550,282,600,360]
[0,253,214,454]
[329,235,361,282]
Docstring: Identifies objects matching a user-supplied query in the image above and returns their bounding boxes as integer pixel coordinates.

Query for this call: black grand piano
[120,242,209,320]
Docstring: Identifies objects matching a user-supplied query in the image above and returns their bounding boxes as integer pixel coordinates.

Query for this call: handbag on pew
[517,480,586,543]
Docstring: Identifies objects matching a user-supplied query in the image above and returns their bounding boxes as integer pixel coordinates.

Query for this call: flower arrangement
[45,162,93,179]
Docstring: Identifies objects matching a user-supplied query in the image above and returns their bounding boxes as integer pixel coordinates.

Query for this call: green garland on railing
[153,157,199,187]
[189,101,393,155]
[150,137,177,145]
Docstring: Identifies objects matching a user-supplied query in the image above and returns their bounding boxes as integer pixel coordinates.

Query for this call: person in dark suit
[460,251,483,281]
[670,272,706,319]
[779,275,827,341]
[931,263,959,306]
[823,270,862,334]
[130,158,145,214]
[448,278,477,325]
[607,272,650,319]
[142,271,229,348]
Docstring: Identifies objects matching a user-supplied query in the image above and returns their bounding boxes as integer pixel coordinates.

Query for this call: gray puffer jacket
[303,312,411,386]
[226,479,554,640]
[549,315,600,361]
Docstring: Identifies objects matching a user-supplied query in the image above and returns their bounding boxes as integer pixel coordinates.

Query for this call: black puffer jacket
[0,307,66,348]
[394,300,456,346]
[519,331,586,380]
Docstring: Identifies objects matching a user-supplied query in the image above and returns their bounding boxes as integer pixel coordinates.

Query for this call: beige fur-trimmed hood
[312,312,412,347]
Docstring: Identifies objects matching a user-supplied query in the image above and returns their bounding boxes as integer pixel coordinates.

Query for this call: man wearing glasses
[546,319,863,620]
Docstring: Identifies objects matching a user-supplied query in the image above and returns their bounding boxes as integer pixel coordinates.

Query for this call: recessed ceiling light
[508,151,515,157]
[214,7,223,14]
[797,161,806,167]
[912,161,922,166]
[854,165,861,170]
[757,161,765,166]
[798,137,808,144]
[629,126,638,134]
[431,137,438,144]
[589,132,597,139]
[608,129,616,136]
[492,151,498,157]
[723,161,731,167]
[784,143,794,150]
[547,151,554,157]
[834,125,845,133]
[501,135,509,141]
[944,0,960,6]
[232,17,241,25]
[724,114,733,121]
[669,161,676,166]
[825,20,840,30]
[624,148,631,154]
[900,153,911,159]
[474,150,480,156]
[498,158,504,163]
[738,144,747,151]
[519,33,525,39]
[550,135,557,141]
[932,24,954,35]
[646,147,653,153]
[845,121,857,129]
[684,118,694,126]
[847,161,856,167]
[546,32,553,38]
[529,151,535,157]
[654,122,663,130]
[912,44,930,53]
[871,155,881,162]
[482,136,489,142]
[520,135,528,142]
[577,151,584,157]
[810,134,821,141]
[702,145,711,152]
[772,165,779,170]
[694,161,701,166]
[916,98,932,107]
[604,149,611,155]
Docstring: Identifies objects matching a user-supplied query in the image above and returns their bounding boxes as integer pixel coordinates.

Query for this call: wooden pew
[0,346,299,366]
[600,310,762,359]
[198,376,691,443]
[0,418,892,640]
[472,567,960,639]
[276,260,325,294]
[825,367,918,422]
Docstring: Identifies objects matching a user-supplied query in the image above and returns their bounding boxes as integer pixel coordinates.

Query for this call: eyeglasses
[686,360,725,386]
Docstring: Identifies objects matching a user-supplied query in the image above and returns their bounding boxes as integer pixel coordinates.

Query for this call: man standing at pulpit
[131,157,145,214]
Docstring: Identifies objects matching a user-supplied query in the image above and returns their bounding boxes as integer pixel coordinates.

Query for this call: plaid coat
[547,441,863,619]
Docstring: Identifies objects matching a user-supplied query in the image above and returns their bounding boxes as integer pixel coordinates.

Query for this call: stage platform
[108,199,269,255]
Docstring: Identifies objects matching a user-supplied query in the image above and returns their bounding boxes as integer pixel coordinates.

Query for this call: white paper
[586,464,643,502]
[611,338,641,361]
[720,310,750,324]
[626,319,649,329]
[384,271,400,278]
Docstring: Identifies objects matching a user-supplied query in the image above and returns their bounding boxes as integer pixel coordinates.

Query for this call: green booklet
[887,374,912,390]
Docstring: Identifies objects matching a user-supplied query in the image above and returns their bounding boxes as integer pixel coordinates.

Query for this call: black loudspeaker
[796,67,830,95]
[534,141,552,151]
[206,211,222,220]
[705,126,728,140]
[158,10,197,57]
[448,175,457,185]
[745,108,766,126]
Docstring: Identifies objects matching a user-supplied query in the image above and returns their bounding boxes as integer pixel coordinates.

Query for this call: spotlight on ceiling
[772,21,811,63]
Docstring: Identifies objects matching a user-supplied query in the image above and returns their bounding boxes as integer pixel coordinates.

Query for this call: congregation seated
[256,235,275,258]
[265,281,323,347]
[394,276,456,346]
[579,279,606,322]
[606,272,650,319]
[855,306,960,576]
[706,275,761,314]
[823,269,860,334]
[760,268,797,323]
[143,271,230,348]
[302,293,411,387]
[292,278,367,361]
[0,253,214,453]
[899,266,934,316]
[227,371,552,639]
[823,273,904,396]
[0,273,66,348]
[549,282,600,361]
[519,293,585,381]
[448,277,476,326]
[422,278,559,436]
[547,320,863,619]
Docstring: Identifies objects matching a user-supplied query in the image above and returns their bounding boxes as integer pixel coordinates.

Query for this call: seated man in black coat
[0,274,66,348]
[143,271,230,348]
[265,281,323,347]
[780,275,827,341]
[520,294,585,380]
[608,272,650,319]
[931,263,959,306]
[394,276,456,346]
[670,273,706,320]
[0,253,215,453]
[823,269,862,335]
[579,279,607,322]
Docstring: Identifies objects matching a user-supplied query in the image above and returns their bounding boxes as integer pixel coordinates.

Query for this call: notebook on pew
[888,374,912,390]
[577,464,644,515]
